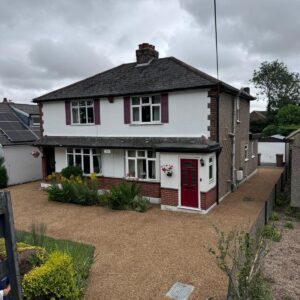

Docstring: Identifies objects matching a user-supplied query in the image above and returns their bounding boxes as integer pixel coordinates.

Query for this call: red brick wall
[97,177,161,198]
[207,89,218,141]
[201,187,217,210]
[161,188,178,206]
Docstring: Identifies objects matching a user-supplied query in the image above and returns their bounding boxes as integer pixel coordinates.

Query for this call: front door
[180,159,198,208]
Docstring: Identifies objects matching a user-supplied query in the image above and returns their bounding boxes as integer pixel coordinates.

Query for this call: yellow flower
[90,172,97,181]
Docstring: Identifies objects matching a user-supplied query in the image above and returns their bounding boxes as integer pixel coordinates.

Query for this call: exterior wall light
[200,158,205,167]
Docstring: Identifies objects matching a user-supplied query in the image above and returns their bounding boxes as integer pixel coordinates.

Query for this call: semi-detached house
[34,43,258,213]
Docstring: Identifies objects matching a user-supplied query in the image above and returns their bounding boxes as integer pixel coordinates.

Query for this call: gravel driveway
[8,167,283,300]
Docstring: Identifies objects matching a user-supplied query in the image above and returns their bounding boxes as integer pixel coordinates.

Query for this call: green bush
[46,181,100,206]
[131,195,150,212]
[0,157,8,188]
[269,211,279,221]
[262,124,278,137]
[107,181,140,210]
[285,221,294,229]
[262,224,282,242]
[275,193,290,208]
[61,165,83,179]
[285,206,293,217]
[22,251,80,300]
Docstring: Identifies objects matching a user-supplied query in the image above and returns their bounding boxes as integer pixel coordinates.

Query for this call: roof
[259,134,287,143]
[0,103,40,146]
[35,136,220,153]
[10,103,39,115]
[33,57,255,102]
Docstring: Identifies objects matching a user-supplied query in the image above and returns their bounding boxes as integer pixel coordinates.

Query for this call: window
[31,115,40,126]
[126,150,157,180]
[131,95,161,123]
[244,144,249,161]
[66,148,101,175]
[209,157,214,182]
[71,100,94,124]
[236,97,240,122]
[251,141,255,158]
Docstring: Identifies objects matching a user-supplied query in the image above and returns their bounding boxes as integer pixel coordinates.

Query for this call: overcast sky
[1,0,299,111]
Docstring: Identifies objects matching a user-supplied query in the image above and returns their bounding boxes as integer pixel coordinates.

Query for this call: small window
[71,100,94,124]
[244,144,249,161]
[131,95,161,123]
[236,98,240,123]
[209,157,214,182]
[31,116,40,126]
[126,150,157,180]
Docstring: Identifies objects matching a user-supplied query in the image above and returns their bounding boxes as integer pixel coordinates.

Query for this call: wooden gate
[0,191,23,299]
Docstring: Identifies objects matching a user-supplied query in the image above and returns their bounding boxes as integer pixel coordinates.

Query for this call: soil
[262,217,300,300]
[7,167,282,300]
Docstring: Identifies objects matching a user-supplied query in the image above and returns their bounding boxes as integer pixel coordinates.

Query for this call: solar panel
[0,121,25,131]
[4,130,37,142]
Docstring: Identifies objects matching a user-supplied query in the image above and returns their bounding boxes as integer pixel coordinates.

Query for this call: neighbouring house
[286,128,300,208]
[0,98,42,185]
[258,134,288,166]
[250,110,267,123]
[33,43,258,213]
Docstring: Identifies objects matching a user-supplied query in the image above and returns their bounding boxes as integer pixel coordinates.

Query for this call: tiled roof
[35,136,220,153]
[33,57,254,102]
[10,103,39,115]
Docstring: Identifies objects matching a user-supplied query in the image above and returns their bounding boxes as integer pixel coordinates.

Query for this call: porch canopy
[35,136,220,153]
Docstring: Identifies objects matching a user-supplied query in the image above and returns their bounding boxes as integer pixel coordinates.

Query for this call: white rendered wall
[160,152,216,192]
[258,142,286,164]
[55,147,125,178]
[3,145,42,185]
[42,89,210,137]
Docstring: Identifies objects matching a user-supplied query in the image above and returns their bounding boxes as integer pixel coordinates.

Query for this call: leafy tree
[251,60,300,112]
[275,104,300,125]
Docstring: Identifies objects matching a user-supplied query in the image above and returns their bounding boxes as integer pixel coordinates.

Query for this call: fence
[227,166,287,299]
[0,192,23,299]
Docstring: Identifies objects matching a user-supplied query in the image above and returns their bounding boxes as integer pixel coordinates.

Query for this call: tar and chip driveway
[9,167,283,300]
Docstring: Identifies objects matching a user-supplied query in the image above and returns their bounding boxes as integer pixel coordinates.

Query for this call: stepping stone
[166,282,194,300]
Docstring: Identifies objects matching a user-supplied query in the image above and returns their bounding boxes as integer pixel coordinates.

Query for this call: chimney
[243,87,250,94]
[3,97,8,103]
[136,43,159,64]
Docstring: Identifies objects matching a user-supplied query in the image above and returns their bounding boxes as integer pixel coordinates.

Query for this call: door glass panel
[184,161,194,168]
[191,171,196,186]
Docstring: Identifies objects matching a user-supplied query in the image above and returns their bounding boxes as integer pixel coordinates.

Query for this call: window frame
[125,149,158,181]
[31,115,40,126]
[208,156,214,183]
[71,100,95,125]
[66,148,102,175]
[131,95,161,124]
[244,144,249,161]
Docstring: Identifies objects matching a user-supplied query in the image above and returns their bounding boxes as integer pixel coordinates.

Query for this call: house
[286,128,300,208]
[250,110,267,123]
[0,98,42,185]
[33,43,258,213]
[258,134,288,166]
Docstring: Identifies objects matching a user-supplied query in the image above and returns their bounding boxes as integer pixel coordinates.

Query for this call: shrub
[22,251,80,300]
[131,195,150,212]
[107,181,140,210]
[262,224,282,242]
[275,193,290,208]
[269,211,279,221]
[0,157,8,188]
[61,165,83,179]
[262,124,278,137]
[285,221,294,229]
[285,206,293,217]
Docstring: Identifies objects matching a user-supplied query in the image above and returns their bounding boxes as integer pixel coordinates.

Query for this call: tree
[275,104,300,125]
[251,60,300,112]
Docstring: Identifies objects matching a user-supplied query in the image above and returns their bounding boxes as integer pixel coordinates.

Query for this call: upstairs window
[126,150,157,180]
[66,148,101,175]
[131,95,161,123]
[71,100,94,124]
[31,115,40,126]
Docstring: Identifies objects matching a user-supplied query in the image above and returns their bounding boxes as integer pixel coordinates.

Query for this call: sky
[1,0,299,111]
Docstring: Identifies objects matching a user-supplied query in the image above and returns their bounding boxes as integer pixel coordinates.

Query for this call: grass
[16,229,95,294]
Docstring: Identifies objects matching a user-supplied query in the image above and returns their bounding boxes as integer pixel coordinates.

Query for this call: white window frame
[244,144,249,161]
[125,149,158,181]
[208,156,214,183]
[131,95,161,124]
[71,100,95,125]
[251,141,255,158]
[31,115,40,126]
[66,148,102,175]
[236,97,240,123]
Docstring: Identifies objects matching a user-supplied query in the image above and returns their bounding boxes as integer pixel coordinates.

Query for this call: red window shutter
[161,93,169,123]
[94,99,100,124]
[124,96,131,124]
[65,101,71,125]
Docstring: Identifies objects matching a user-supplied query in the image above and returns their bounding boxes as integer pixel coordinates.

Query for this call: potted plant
[161,164,174,177]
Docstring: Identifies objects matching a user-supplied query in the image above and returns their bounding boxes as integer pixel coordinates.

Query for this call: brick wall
[200,187,217,210]
[97,177,161,198]
[161,188,178,206]
[207,89,218,141]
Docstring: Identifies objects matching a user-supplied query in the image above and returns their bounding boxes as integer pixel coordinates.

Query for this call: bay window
[71,100,94,124]
[126,150,157,180]
[66,148,101,175]
[131,95,161,123]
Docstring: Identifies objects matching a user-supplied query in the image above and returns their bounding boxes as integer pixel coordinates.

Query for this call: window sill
[129,122,163,126]
[125,177,159,183]
[70,123,96,126]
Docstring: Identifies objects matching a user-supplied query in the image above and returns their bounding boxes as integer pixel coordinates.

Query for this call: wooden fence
[0,191,23,299]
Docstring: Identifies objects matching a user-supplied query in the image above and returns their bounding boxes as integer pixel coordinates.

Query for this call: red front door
[180,159,199,208]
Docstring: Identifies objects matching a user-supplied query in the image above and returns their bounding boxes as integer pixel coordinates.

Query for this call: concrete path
[8,167,283,300]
